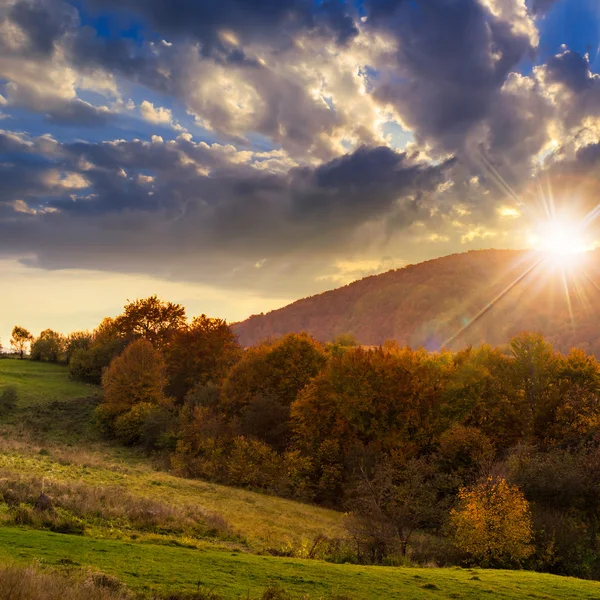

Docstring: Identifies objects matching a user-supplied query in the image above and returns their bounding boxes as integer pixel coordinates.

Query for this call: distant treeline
[11,296,600,577]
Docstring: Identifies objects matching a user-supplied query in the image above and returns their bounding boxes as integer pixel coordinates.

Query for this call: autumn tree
[345,458,445,562]
[510,332,559,439]
[99,338,168,436]
[442,345,522,449]
[30,329,65,362]
[450,477,534,567]
[10,326,33,359]
[222,333,326,450]
[114,295,186,348]
[165,315,241,401]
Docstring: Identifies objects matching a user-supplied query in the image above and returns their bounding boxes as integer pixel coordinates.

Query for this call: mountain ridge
[233,248,600,355]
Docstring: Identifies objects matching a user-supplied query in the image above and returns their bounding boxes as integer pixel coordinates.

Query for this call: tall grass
[0,470,237,541]
[0,565,352,600]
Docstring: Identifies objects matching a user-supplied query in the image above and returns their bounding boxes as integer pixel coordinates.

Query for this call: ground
[1,358,600,599]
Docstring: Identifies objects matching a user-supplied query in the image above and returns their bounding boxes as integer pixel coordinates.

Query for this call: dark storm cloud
[84,0,358,49]
[545,50,594,92]
[367,0,535,153]
[7,0,76,56]
[0,135,454,292]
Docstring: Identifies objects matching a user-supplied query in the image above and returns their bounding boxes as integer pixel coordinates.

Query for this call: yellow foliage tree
[450,476,534,567]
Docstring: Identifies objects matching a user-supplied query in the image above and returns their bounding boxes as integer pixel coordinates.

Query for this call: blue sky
[1,0,600,343]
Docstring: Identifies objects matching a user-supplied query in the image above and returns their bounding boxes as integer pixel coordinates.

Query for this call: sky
[2,0,600,345]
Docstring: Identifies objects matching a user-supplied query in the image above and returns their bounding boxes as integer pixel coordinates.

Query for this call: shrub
[114,403,156,445]
[0,385,18,414]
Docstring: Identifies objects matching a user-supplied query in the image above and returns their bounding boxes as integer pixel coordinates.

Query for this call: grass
[0,359,96,407]
[2,527,600,599]
[0,359,345,551]
[3,360,600,599]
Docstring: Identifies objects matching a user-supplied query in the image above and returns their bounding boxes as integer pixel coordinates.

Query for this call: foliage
[450,477,534,568]
[10,326,33,359]
[113,295,187,348]
[345,458,447,562]
[0,385,18,415]
[64,331,93,364]
[99,339,168,430]
[165,315,241,402]
[30,330,66,363]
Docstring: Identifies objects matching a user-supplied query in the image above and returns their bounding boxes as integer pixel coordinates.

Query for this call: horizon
[3,0,600,348]
[3,244,597,350]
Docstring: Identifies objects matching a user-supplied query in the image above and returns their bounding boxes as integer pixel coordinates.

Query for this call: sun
[530,219,589,265]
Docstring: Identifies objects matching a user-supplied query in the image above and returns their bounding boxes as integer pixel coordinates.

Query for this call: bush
[0,385,18,414]
[113,403,156,445]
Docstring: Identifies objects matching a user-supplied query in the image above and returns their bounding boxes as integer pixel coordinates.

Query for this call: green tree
[510,332,559,439]
[345,458,445,561]
[10,326,33,359]
[30,329,65,362]
[64,331,93,364]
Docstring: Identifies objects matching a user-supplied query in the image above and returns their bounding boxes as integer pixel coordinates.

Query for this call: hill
[234,249,600,354]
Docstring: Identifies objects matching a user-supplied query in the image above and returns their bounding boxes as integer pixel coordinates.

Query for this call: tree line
[8,295,600,577]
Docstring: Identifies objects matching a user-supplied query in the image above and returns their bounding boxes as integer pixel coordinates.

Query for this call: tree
[222,333,326,450]
[99,338,168,428]
[114,295,186,348]
[30,330,66,363]
[165,315,241,401]
[64,331,93,364]
[510,332,559,439]
[10,326,33,359]
[69,319,127,384]
[345,458,445,562]
[450,477,534,567]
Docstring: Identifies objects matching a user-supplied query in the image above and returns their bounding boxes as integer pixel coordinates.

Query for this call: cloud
[0,131,457,294]
[139,100,173,125]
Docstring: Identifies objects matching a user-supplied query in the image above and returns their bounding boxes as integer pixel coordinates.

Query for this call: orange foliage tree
[99,338,168,431]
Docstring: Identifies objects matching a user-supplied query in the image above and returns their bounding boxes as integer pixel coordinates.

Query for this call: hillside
[234,249,600,354]
[3,360,600,597]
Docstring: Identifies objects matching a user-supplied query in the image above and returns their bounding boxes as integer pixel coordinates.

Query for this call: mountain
[233,249,600,355]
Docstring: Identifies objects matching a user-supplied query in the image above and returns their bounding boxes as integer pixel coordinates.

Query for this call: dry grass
[0,565,352,600]
[0,565,130,600]
[0,469,237,541]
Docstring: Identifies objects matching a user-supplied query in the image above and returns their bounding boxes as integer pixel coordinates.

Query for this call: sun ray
[441,255,544,349]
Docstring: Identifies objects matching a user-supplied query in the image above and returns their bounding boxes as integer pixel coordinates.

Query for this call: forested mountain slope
[234,249,600,354]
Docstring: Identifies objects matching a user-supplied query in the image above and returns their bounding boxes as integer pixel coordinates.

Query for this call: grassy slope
[2,527,600,600]
[0,359,95,406]
[2,360,600,598]
[0,359,344,549]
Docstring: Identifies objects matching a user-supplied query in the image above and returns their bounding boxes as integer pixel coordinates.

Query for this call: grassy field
[0,359,96,407]
[2,527,600,599]
[2,359,600,599]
